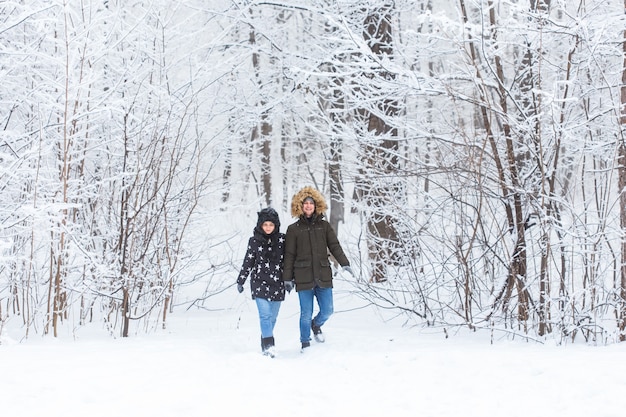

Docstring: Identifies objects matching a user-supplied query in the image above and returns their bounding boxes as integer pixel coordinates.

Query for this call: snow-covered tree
[2,0,626,343]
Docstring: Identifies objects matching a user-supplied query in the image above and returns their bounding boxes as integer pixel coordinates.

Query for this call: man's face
[302,200,315,217]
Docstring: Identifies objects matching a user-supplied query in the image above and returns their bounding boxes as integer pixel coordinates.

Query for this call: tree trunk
[619,0,626,340]
[328,69,346,235]
[618,141,626,342]
[357,5,402,283]
[221,120,233,205]
[328,138,345,236]
[249,17,273,206]
[459,0,530,323]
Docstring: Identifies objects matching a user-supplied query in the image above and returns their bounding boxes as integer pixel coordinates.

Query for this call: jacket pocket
[294,259,313,284]
[295,260,311,268]
[319,259,332,282]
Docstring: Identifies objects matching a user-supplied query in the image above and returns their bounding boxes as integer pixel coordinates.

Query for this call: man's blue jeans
[255,297,281,338]
[298,286,334,343]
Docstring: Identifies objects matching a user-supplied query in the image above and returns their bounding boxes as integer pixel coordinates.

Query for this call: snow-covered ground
[1,277,624,417]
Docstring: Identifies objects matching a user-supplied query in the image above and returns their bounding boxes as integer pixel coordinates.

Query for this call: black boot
[311,322,325,343]
[261,336,276,358]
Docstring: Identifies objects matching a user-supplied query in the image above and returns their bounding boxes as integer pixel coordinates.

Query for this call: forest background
[1,0,626,345]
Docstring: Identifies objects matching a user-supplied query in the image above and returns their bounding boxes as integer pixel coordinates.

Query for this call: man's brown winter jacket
[283,186,349,291]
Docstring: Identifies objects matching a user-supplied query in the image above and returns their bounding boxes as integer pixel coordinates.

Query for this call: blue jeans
[255,297,281,338]
[298,286,334,343]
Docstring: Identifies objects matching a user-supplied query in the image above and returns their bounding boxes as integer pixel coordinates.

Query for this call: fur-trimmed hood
[290,186,328,218]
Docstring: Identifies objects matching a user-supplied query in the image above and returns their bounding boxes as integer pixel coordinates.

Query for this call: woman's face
[261,221,275,234]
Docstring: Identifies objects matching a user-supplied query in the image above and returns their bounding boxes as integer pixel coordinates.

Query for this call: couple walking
[236,186,353,357]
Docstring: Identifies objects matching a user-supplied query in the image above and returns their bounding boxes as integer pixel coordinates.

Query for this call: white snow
[1,277,624,417]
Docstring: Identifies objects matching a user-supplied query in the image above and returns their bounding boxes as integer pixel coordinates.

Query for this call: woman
[236,207,291,357]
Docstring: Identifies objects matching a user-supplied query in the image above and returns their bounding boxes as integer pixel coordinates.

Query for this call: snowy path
[1,284,625,417]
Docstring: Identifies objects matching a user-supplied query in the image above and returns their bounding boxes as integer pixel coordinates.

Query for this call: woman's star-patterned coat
[237,228,286,301]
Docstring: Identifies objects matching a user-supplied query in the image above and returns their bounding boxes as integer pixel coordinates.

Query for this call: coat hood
[256,207,280,232]
[290,186,328,218]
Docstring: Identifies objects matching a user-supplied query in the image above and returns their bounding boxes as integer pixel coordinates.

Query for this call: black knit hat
[257,207,280,230]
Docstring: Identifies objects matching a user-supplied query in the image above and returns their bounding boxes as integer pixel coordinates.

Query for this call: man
[283,186,353,351]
